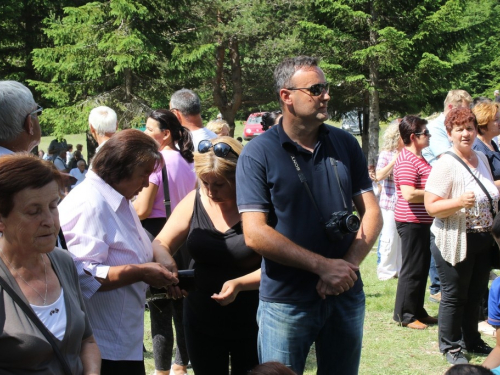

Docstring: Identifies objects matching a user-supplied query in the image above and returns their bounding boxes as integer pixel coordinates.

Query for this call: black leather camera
[325,211,360,241]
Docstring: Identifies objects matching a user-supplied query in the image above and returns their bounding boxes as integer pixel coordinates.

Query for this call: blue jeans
[429,254,441,295]
[257,289,365,375]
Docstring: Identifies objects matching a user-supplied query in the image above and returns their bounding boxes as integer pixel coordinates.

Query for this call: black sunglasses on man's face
[286,82,329,97]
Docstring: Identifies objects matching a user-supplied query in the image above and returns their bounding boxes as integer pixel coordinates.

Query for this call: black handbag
[445,151,500,268]
[0,275,73,375]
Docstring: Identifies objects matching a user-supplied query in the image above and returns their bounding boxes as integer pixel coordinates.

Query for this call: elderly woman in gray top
[0,153,100,374]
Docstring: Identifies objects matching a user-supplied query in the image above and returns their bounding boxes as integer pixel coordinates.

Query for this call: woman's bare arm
[80,335,101,375]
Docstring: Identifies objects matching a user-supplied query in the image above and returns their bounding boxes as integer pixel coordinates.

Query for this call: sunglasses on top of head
[198,140,239,158]
[286,82,330,97]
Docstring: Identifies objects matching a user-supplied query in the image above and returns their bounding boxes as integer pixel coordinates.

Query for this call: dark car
[243,112,265,141]
[341,111,362,135]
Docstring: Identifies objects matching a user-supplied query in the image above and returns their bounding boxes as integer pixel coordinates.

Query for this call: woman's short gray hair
[0,81,36,142]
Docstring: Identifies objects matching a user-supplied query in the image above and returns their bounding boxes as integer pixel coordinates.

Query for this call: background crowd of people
[3,58,500,375]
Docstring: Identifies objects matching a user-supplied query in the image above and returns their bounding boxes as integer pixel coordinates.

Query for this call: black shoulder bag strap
[0,275,73,375]
[444,151,496,218]
[162,165,172,218]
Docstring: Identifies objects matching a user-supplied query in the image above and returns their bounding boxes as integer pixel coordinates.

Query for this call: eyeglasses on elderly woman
[29,105,43,118]
[198,140,239,158]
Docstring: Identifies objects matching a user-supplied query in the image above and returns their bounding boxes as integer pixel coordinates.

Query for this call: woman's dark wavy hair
[92,129,163,186]
[399,115,428,145]
[0,153,63,217]
[148,109,194,163]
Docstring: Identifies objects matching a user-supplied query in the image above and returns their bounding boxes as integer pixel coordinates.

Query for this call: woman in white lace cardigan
[425,107,500,365]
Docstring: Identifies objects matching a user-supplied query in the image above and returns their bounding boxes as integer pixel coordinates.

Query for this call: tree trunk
[367,64,380,167]
[213,39,243,137]
[361,92,370,156]
[124,68,132,103]
[366,0,380,167]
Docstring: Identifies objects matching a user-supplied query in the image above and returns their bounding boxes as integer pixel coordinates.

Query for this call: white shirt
[0,146,14,156]
[53,156,67,171]
[59,170,153,360]
[31,289,67,341]
[69,168,87,188]
[191,127,217,152]
[422,113,451,166]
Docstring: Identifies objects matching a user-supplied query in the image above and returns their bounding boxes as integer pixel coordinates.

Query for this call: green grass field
[142,250,496,375]
[47,120,488,374]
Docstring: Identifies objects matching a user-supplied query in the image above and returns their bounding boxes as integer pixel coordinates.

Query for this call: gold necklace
[0,249,47,306]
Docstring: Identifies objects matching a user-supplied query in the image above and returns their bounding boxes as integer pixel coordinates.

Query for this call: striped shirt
[59,170,153,361]
[394,148,433,224]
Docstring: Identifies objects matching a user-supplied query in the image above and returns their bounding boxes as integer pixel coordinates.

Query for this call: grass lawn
[142,250,496,375]
[48,121,492,374]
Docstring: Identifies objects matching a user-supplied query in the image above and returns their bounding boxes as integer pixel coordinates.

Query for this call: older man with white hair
[0,81,42,156]
[89,106,118,153]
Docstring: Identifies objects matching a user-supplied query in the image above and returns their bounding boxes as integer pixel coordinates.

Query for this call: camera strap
[324,138,349,211]
[286,134,350,222]
[288,153,325,222]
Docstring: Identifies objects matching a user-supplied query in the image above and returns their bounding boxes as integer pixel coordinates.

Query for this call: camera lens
[345,215,360,232]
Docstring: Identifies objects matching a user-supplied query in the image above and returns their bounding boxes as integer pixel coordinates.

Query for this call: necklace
[0,250,48,306]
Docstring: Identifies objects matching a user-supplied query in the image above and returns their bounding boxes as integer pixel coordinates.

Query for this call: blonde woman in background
[473,102,500,186]
[376,119,404,280]
[206,119,230,137]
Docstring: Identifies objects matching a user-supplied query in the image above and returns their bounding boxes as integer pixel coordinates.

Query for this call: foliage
[28,0,196,135]
[4,0,500,151]
[295,0,495,163]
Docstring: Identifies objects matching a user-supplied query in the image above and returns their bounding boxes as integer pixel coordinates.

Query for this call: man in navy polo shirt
[236,56,382,375]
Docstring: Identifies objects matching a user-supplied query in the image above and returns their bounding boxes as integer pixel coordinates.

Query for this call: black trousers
[393,222,432,324]
[149,297,189,369]
[431,232,492,353]
[101,359,145,375]
[141,217,190,370]
[184,323,258,375]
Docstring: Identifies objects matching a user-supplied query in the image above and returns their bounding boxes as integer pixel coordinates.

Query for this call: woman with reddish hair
[425,107,499,364]
[473,102,500,185]
[0,154,100,374]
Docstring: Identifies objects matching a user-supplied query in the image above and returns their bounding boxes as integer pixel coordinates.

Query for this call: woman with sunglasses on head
[133,109,196,375]
[393,115,438,330]
[425,107,499,364]
[153,136,261,375]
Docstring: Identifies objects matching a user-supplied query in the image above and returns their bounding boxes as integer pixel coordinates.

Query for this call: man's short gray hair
[274,56,319,103]
[88,106,117,135]
[170,89,201,116]
[0,81,36,142]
